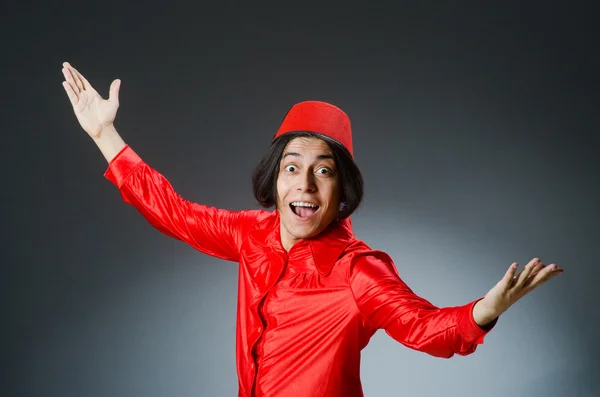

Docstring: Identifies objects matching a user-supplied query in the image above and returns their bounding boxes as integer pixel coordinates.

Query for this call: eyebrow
[282,152,334,160]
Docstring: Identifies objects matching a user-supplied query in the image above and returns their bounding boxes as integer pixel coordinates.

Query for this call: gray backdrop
[3,2,599,397]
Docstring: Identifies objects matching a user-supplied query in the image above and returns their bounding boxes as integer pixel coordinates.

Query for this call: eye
[284,165,297,172]
[317,167,332,175]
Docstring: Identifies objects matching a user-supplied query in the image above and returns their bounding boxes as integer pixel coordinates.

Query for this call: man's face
[276,136,342,251]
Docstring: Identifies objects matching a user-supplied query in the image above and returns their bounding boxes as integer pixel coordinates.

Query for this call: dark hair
[252,132,364,219]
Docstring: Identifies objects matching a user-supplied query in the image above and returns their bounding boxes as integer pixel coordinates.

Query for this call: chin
[292,219,333,239]
[288,224,318,239]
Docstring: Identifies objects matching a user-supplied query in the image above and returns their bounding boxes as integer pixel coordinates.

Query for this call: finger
[524,263,563,292]
[62,67,79,93]
[523,271,559,295]
[503,262,519,287]
[514,258,540,288]
[62,81,78,105]
[525,261,546,283]
[531,261,545,274]
[109,79,121,104]
[70,64,90,91]
[64,63,84,91]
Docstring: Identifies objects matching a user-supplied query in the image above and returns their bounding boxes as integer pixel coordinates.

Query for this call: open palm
[62,62,120,139]
[488,258,562,314]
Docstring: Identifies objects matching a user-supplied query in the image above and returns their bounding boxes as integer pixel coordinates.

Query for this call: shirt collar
[258,211,355,276]
[309,216,354,275]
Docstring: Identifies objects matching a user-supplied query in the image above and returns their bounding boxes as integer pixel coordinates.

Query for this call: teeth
[291,202,318,208]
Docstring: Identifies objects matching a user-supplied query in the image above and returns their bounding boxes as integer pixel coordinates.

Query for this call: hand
[61,62,121,139]
[473,258,564,326]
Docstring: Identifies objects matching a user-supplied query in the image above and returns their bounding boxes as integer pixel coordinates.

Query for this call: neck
[279,224,297,253]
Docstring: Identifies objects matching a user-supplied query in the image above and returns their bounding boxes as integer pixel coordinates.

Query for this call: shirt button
[257,326,262,333]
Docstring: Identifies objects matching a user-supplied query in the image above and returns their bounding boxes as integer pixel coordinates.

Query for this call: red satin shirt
[104,145,496,397]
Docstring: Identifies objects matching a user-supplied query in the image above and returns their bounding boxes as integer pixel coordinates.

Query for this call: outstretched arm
[104,145,262,261]
[350,252,562,358]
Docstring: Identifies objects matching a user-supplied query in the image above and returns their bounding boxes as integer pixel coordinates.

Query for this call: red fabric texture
[104,145,496,397]
[274,101,354,157]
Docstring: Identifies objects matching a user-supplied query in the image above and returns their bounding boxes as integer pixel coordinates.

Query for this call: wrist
[472,298,501,327]
[93,124,126,163]
[94,123,118,140]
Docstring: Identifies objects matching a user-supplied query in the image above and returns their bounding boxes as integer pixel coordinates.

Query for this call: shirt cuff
[103,145,143,188]
[459,298,499,345]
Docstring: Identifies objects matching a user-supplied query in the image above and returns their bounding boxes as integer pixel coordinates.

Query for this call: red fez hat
[273,101,354,158]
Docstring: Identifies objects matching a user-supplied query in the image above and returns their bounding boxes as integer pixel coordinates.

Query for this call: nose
[296,170,317,193]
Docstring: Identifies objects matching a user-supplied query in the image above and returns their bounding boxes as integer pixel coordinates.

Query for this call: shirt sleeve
[349,251,498,358]
[103,144,262,262]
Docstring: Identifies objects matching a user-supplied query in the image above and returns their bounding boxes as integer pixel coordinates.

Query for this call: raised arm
[104,144,263,261]
[61,62,262,261]
[349,251,496,358]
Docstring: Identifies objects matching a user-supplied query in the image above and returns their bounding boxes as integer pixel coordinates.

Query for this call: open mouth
[289,202,320,220]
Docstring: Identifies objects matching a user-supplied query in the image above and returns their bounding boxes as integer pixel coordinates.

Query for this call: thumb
[109,79,121,103]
